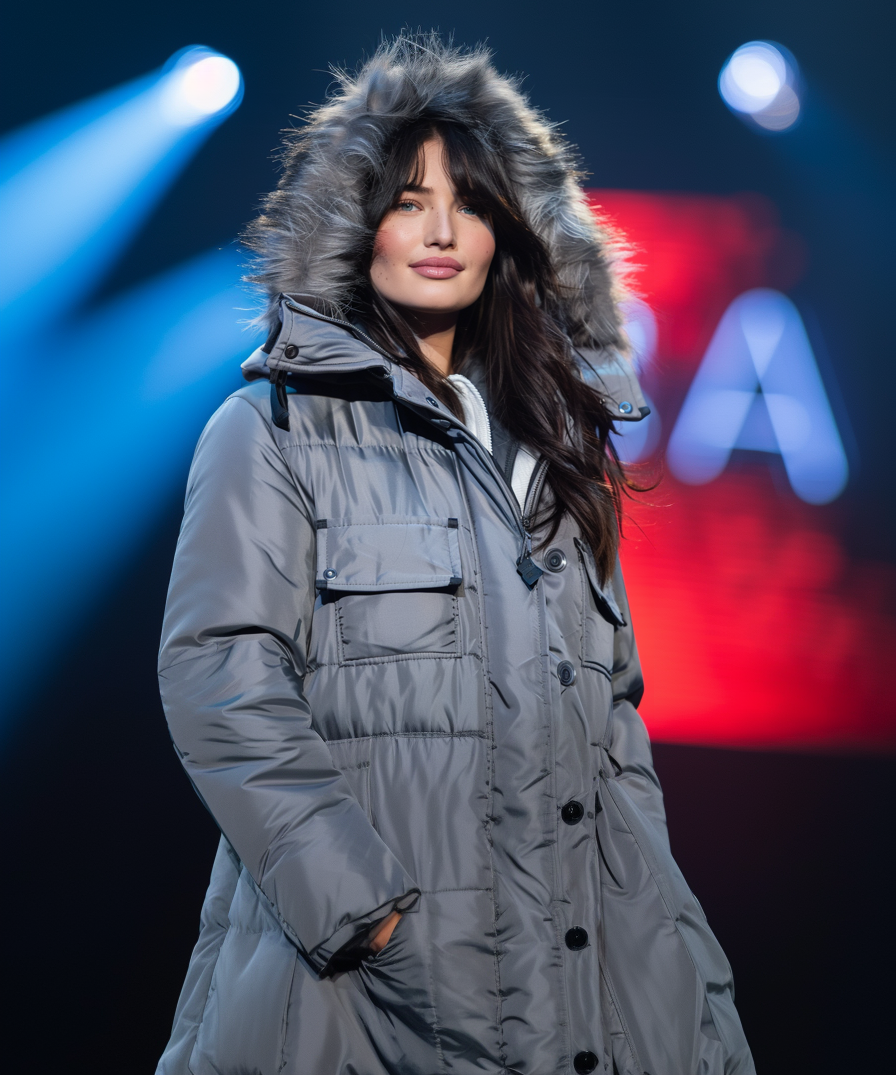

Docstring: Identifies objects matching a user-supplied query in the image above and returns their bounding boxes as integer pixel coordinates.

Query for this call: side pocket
[576,538,624,675]
[355,896,444,1071]
[597,771,738,1074]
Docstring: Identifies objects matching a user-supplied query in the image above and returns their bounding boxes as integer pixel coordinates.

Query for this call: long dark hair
[350,117,636,583]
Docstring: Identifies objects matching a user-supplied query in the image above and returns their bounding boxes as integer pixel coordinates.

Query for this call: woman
[157,36,755,1075]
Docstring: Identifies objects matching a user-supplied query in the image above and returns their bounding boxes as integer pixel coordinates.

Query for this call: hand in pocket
[369,909,402,954]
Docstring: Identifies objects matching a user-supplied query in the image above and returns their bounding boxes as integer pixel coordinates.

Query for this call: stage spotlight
[160,48,243,126]
[0,47,243,342]
[719,42,801,132]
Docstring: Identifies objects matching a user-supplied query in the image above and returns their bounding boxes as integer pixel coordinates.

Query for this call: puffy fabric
[157,34,754,1075]
[157,298,755,1075]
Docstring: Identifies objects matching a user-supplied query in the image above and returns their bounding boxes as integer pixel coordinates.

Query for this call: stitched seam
[339,649,461,666]
[453,453,506,1073]
[539,558,572,1057]
[278,955,300,1072]
[425,922,448,1073]
[323,519,453,527]
[230,925,289,936]
[309,650,479,670]
[418,887,493,893]
[324,579,458,589]
[325,731,489,743]
[600,965,643,1074]
[578,547,591,665]
[279,441,454,454]
[334,599,348,665]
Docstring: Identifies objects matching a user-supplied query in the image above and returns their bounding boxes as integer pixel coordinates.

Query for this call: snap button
[573,1051,598,1073]
[618,400,633,414]
[561,800,585,825]
[426,396,439,407]
[544,548,567,572]
[323,569,338,580]
[557,661,576,687]
[565,926,588,950]
[283,344,299,359]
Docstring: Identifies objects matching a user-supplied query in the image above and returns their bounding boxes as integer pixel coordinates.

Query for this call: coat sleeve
[159,394,420,977]
[603,558,670,850]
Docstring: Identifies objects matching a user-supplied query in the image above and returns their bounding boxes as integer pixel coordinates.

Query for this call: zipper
[522,457,549,530]
[445,422,546,590]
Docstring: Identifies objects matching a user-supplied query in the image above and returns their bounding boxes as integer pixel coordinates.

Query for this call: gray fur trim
[242,33,632,350]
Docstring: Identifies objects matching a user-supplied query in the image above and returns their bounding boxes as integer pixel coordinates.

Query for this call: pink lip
[409,257,464,279]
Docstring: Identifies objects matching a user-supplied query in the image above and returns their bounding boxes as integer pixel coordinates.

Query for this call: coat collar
[241,294,649,424]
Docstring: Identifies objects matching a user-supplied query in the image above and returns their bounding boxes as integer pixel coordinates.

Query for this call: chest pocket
[316,516,462,664]
[576,538,626,676]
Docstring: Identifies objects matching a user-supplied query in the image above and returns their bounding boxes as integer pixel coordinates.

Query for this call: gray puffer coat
[157,36,754,1075]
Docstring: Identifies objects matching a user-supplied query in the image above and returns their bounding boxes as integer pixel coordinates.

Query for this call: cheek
[372,221,414,270]
[470,230,496,279]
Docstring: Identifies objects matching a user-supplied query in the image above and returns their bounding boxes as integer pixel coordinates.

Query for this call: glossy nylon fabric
[157,302,755,1075]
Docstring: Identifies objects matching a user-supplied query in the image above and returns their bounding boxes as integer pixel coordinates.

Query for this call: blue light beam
[0,47,243,346]
[0,248,250,722]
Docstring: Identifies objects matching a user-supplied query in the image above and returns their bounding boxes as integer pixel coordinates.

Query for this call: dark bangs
[353,117,641,585]
[362,119,553,293]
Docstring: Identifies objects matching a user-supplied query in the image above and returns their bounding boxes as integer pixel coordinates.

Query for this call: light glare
[721,45,785,112]
[719,41,801,132]
[159,49,242,127]
[180,56,241,115]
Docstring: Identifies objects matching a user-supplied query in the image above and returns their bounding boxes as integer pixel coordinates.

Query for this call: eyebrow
[402,183,434,195]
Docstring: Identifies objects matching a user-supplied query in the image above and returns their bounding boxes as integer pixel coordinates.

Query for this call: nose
[424,204,456,249]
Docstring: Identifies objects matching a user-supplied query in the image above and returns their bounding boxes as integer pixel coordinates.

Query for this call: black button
[557,661,576,687]
[426,396,439,407]
[561,800,585,825]
[283,344,298,359]
[573,1051,598,1073]
[565,926,588,950]
[545,548,567,572]
[323,569,337,580]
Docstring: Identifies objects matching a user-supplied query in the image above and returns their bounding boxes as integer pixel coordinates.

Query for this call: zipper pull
[516,532,543,590]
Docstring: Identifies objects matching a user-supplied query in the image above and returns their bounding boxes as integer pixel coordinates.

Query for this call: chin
[400,296,472,315]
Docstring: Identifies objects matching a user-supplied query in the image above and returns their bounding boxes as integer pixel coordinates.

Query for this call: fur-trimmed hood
[243,34,629,350]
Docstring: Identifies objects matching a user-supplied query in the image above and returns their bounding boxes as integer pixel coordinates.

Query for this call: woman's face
[370,137,496,317]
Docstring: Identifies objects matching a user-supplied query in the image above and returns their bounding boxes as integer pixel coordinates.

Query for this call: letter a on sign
[667,289,848,504]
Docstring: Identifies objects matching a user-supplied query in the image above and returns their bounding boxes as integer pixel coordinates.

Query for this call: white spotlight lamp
[719,42,801,132]
[159,47,243,128]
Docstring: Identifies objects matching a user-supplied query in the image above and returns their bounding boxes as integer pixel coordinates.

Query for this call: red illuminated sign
[588,191,896,752]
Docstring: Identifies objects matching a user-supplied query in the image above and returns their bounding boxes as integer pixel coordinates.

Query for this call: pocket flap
[575,538,626,627]
[316,517,462,592]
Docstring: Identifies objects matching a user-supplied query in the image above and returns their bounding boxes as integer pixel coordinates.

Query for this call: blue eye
[460,206,479,216]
